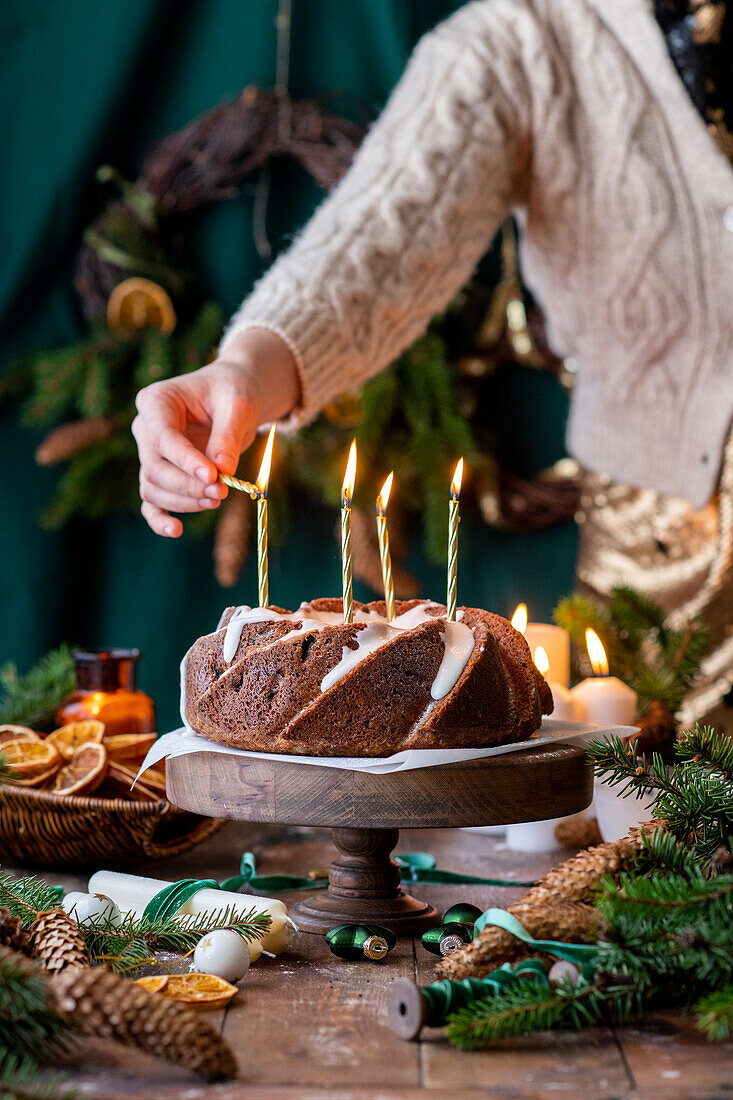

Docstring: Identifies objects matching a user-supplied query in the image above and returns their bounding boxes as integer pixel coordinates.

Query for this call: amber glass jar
[56,649,155,736]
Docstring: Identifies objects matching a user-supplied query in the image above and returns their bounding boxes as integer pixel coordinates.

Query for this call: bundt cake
[180,598,554,757]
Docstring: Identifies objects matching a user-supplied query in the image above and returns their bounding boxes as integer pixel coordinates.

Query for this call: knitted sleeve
[221,0,535,428]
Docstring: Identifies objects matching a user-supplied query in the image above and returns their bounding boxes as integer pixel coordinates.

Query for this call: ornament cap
[362,935,389,960]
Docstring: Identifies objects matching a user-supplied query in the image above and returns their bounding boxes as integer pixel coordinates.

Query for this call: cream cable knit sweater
[222,0,733,507]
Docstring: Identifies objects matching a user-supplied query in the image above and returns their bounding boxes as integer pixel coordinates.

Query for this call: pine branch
[0,948,70,1075]
[694,986,733,1041]
[81,905,272,972]
[0,648,75,729]
[0,873,62,924]
[676,726,733,777]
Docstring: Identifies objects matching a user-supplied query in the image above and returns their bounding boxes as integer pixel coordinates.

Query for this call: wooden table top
[13,822,732,1099]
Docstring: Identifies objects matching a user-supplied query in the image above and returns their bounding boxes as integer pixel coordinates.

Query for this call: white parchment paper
[139,719,637,777]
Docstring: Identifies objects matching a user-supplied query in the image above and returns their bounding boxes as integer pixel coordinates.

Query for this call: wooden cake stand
[166,741,592,936]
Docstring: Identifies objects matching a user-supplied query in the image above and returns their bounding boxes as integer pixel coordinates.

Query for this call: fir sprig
[0,947,70,1078]
[694,986,733,1041]
[0,647,75,730]
[82,905,272,973]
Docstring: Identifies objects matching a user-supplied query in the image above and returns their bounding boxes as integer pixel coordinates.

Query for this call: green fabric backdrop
[1,0,577,730]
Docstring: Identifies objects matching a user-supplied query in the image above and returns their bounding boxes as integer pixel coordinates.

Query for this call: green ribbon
[142,851,536,923]
[473,908,597,966]
[142,878,219,923]
[395,853,536,889]
[421,958,548,1027]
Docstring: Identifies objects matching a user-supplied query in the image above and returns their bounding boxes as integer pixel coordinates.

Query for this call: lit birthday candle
[376,472,395,621]
[255,425,276,608]
[446,458,464,622]
[341,440,357,624]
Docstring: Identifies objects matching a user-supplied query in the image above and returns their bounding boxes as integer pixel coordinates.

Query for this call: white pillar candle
[533,646,576,722]
[88,870,288,935]
[511,604,570,687]
[570,629,637,726]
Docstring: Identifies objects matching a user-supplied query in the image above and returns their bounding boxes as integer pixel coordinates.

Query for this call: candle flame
[534,646,550,676]
[256,425,276,495]
[511,603,528,633]
[450,457,464,499]
[342,439,357,506]
[585,628,609,676]
[376,471,393,515]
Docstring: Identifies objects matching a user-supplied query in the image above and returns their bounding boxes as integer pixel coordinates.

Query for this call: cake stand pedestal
[166,741,592,936]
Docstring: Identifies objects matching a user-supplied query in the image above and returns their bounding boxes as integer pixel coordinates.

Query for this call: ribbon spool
[421,922,474,957]
[388,958,548,1041]
[326,923,397,961]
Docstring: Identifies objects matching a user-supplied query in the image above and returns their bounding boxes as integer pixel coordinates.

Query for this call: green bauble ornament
[326,923,396,961]
[421,922,473,957]
[443,903,483,926]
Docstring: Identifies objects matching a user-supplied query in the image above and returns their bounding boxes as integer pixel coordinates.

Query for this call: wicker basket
[0,784,224,867]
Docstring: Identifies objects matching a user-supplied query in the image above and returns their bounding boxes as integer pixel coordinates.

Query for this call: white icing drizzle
[218,601,473,702]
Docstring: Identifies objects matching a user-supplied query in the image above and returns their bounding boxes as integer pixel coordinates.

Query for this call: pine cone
[214,489,251,587]
[623,701,677,758]
[30,908,90,972]
[49,966,237,1081]
[436,831,651,980]
[554,815,603,851]
[0,905,29,954]
[349,507,419,600]
[35,418,114,466]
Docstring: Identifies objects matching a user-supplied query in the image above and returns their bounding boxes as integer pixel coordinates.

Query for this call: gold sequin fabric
[577,433,733,726]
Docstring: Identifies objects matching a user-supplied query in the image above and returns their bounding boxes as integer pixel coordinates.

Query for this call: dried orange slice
[2,740,60,778]
[163,973,238,1011]
[13,764,61,788]
[135,975,169,994]
[54,742,107,796]
[103,733,156,762]
[0,725,40,745]
[47,720,105,761]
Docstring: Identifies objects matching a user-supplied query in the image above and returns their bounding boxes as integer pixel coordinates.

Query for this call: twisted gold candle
[376,471,395,621]
[341,440,357,624]
[255,426,276,608]
[446,458,464,622]
[219,473,258,498]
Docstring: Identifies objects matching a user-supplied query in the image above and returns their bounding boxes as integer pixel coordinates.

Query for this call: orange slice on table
[163,973,238,1011]
[103,733,156,762]
[47,720,105,761]
[53,742,107,796]
[135,975,170,994]
[0,725,40,745]
[2,739,60,778]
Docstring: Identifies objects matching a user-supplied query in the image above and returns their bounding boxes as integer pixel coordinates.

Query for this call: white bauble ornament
[193,929,251,982]
[61,891,84,914]
[63,892,122,927]
[548,959,581,986]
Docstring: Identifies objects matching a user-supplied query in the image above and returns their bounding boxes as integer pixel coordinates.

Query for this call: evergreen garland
[445,724,733,1049]
[0,947,72,1099]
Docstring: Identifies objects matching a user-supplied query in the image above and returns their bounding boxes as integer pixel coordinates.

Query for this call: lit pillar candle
[376,472,395,621]
[511,603,570,688]
[446,458,464,622]
[255,425,276,609]
[570,629,638,725]
[534,646,576,722]
[341,439,357,624]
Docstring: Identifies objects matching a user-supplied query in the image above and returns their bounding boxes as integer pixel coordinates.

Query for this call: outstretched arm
[134,0,534,534]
